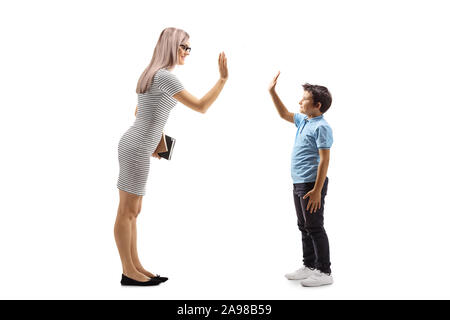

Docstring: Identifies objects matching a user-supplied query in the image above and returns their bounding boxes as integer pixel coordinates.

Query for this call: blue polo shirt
[291,113,333,183]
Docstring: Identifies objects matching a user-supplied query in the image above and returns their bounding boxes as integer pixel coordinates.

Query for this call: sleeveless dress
[117,68,184,196]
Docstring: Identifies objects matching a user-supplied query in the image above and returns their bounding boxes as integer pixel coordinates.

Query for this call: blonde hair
[136,27,190,94]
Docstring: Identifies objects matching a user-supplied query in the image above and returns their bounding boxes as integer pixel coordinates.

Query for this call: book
[158,134,176,160]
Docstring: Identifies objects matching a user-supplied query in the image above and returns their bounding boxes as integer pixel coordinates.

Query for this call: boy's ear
[315,102,322,109]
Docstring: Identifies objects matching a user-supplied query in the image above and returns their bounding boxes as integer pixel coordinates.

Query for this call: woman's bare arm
[173,52,228,114]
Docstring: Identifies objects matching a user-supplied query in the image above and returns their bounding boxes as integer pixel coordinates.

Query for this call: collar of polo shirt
[306,115,324,121]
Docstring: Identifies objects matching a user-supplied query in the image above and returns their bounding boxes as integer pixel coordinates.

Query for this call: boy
[268,71,334,287]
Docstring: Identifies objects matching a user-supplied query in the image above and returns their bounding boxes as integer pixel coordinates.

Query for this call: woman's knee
[117,206,139,220]
[137,198,142,214]
[117,202,140,220]
[118,190,142,218]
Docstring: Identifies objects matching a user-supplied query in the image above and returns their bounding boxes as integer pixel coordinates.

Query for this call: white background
[1,0,450,299]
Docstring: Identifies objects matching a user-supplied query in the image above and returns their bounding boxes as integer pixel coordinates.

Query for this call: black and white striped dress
[117,68,184,196]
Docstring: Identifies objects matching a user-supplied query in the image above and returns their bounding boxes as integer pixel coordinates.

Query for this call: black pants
[293,177,331,274]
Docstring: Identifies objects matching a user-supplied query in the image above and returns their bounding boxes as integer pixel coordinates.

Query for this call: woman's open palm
[219,52,228,80]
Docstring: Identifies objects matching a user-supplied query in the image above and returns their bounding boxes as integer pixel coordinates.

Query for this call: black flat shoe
[120,274,161,286]
[150,274,168,282]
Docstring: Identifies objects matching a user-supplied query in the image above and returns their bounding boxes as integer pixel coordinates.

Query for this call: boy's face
[299,91,320,115]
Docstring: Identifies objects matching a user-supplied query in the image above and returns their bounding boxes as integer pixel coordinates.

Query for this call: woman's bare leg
[130,196,156,278]
[114,190,149,281]
[131,220,156,278]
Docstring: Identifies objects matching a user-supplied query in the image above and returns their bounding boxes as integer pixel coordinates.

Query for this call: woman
[115,27,228,286]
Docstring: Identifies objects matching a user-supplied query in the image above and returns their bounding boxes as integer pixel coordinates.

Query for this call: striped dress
[117,68,184,196]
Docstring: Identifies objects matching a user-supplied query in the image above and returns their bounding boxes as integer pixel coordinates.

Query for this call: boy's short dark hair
[302,83,332,113]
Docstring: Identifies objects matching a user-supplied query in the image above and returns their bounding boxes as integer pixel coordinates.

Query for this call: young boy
[268,71,334,287]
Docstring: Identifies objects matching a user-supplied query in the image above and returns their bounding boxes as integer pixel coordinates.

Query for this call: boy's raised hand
[268,71,280,92]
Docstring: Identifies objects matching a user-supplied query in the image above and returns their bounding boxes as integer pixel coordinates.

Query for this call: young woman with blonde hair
[115,27,228,286]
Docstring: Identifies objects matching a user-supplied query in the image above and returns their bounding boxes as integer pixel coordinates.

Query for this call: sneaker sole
[285,275,311,280]
[300,280,333,287]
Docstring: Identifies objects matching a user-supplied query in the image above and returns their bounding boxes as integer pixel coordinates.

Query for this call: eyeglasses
[179,44,191,53]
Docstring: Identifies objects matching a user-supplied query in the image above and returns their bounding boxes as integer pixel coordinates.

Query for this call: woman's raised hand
[268,71,280,92]
[219,52,228,80]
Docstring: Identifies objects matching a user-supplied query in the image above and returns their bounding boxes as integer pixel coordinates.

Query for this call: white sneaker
[300,270,333,287]
[285,266,316,280]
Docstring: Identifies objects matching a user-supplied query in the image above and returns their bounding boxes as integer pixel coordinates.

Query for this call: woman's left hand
[151,133,167,159]
[151,152,161,159]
